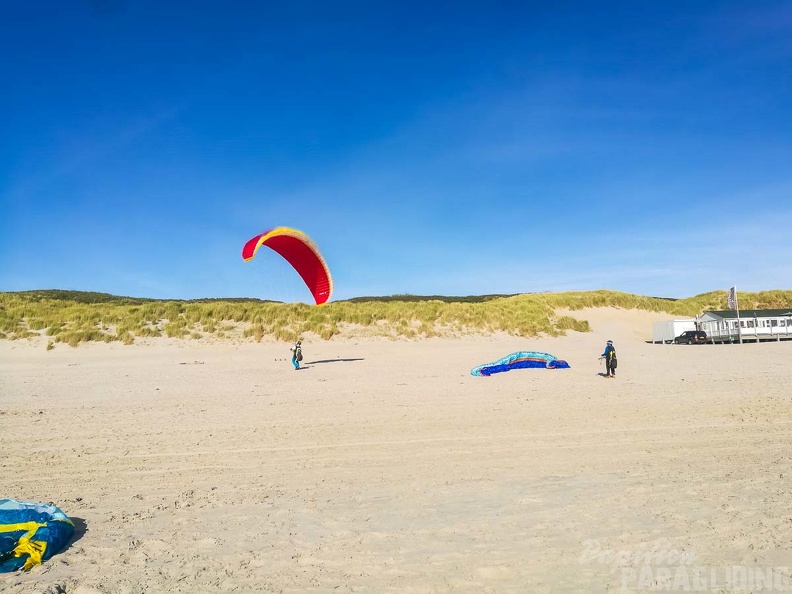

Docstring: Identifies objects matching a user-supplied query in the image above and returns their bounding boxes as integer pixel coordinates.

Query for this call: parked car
[674,330,708,344]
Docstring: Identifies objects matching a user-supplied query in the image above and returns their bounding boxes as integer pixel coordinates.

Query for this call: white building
[652,319,697,344]
[699,309,792,343]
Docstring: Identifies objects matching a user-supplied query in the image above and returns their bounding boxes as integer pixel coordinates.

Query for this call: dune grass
[1,289,790,347]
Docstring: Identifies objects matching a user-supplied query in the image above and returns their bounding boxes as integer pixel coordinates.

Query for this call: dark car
[674,330,708,345]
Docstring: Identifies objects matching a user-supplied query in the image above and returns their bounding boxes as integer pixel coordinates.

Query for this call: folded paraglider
[471,351,570,376]
[0,499,74,572]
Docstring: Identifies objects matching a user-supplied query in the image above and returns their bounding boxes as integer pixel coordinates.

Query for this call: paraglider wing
[242,227,333,305]
[471,351,570,376]
[0,499,74,572]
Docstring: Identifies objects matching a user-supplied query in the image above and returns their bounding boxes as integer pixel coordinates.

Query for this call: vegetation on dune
[0,289,790,348]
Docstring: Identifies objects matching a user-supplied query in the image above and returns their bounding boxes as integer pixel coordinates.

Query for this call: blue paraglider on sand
[471,351,570,376]
[0,499,74,572]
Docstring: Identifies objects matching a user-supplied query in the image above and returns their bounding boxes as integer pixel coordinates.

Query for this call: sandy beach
[2,308,791,593]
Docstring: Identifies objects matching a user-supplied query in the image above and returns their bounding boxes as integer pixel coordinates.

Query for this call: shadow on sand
[62,516,88,552]
[304,358,365,365]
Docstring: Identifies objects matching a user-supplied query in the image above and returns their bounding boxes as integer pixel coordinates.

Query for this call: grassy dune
[1,289,791,347]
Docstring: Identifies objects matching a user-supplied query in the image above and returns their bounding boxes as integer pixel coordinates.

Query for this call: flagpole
[735,286,742,344]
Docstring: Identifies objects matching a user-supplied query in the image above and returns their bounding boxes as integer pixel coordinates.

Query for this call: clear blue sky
[2,1,790,301]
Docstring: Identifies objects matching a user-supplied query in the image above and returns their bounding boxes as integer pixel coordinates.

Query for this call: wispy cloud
[5,106,181,199]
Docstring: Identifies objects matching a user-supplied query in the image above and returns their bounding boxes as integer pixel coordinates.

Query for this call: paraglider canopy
[0,499,74,572]
[242,227,333,305]
[471,351,570,376]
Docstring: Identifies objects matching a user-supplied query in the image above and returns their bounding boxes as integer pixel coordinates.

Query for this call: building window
[771,320,778,327]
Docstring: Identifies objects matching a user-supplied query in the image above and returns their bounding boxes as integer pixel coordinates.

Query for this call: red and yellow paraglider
[242,227,333,305]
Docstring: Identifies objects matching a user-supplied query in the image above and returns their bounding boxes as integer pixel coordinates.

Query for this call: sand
[2,308,791,593]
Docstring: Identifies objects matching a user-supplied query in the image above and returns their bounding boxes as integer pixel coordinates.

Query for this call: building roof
[705,309,792,319]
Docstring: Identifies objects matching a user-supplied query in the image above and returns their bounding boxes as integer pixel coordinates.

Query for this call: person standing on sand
[600,339,617,378]
[290,340,303,370]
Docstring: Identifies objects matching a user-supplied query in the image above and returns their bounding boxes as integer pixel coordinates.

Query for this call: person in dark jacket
[290,340,303,370]
[601,340,617,378]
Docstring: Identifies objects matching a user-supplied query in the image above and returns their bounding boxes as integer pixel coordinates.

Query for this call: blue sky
[2,1,791,301]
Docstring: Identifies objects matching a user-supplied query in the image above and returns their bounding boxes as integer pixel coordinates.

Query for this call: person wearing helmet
[290,340,303,370]
[601,340,617,378]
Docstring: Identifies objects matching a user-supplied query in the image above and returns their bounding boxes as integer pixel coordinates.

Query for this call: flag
[727,286,737,310]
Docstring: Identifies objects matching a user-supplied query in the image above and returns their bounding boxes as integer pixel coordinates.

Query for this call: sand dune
[2,308,791,593]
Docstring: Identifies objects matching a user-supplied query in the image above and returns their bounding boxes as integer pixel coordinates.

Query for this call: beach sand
[2,308,791,593]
